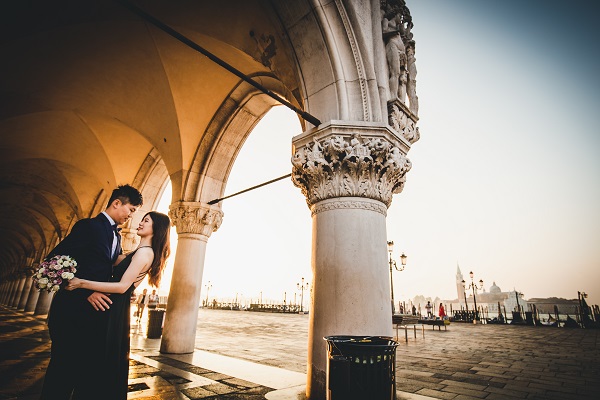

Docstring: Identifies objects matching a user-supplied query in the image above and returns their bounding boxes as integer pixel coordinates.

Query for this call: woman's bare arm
[66,248,154,294]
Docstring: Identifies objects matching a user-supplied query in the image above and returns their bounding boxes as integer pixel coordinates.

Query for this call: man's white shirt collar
[102,211,116,226]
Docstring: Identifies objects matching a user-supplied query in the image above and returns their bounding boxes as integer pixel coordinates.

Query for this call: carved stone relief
[169,202,223,237]
[292,132,411,208]
[250,30,277,69]
[387,99,419,144]
[381,0,418,116]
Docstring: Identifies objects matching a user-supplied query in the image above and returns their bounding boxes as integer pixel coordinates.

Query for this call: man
[40,184,143,400]
[148,289,159,310]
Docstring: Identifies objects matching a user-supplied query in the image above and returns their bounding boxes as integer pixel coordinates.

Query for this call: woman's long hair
[145,211,171,287]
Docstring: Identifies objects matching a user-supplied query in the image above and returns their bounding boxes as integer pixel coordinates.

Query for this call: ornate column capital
[168,202,223,237]
[291,122,412,208]
[119,228,140,253]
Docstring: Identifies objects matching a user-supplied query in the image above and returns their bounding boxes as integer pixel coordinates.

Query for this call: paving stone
[202,383,237,395]
[441,385,488,398]
[415,388,458,399]
[221,377,261,389]
[182,386,218,399]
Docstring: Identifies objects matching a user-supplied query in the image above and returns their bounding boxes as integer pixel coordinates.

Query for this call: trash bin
[147,309,165,338]
[324,335,398,400]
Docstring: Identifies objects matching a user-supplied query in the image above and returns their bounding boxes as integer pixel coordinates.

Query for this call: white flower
[51,285,60,292]
[61,272,74,279]
[38,277,48,285]
[38,267,45,274]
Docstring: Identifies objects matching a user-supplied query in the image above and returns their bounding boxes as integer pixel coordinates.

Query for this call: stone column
[25,284,41,313]
[11,277,26,307]
[2,277,17,306]
[0,280,9,304]
[0,281,8,304]
[5,280,14,304]
[18,276,34,310]
[160,202,223,354]
[6,279,17,306]
[34,291,53,315]
[291,121,412,400]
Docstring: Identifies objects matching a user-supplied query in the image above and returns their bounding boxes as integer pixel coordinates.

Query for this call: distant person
[411,304,416,316]
[136,288,148,321]
[148,289,159,310]
[439,303,446,319]
[399,304,405,314]
[425,301,433,318]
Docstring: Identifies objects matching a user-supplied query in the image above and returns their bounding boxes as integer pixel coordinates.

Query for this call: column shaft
[18,278,34,310]
[160,233,208,353]
[25,284,40,313]
[6,279,17,306]
[306,198,392,398]
[34,291,53,315]
[11,277,26,307]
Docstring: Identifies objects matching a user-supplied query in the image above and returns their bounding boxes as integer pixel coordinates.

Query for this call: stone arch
[0,2,421,399]
[185,79,296,204]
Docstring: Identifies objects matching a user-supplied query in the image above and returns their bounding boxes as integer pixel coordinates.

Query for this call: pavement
[1,305,599,399]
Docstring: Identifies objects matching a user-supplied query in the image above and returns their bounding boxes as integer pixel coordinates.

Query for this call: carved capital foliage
[291,127,411,208]
[168,202,223,237]
[388,99,419,144]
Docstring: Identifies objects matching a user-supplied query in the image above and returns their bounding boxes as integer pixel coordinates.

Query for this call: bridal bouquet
[32,255,78,293]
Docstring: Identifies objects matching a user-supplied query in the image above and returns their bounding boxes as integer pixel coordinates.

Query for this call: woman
[66,211,171,399]
[439,303,446,319]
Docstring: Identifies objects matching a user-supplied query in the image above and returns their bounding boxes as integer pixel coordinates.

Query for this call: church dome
[489,281,501,294]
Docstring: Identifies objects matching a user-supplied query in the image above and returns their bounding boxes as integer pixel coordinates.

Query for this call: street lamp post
[462,271,483,321]
[387,241,407,315]
[297,277,309,313]
[204,281,212,308]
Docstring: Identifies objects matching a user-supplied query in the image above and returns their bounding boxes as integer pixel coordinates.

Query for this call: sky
[152,0,600,307]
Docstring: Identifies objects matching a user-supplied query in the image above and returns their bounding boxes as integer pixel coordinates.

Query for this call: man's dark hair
[107,184,143,207]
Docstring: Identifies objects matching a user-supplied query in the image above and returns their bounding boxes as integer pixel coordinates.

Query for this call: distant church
[447,265,579,318]
[448,265,527,318]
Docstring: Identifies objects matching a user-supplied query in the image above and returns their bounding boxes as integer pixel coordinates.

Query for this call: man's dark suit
[41,213,121,400]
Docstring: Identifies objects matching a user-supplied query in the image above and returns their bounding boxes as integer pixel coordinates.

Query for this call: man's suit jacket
[47,213,121,334]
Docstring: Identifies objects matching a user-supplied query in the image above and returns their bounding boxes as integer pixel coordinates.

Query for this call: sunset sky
[153,0,600,307]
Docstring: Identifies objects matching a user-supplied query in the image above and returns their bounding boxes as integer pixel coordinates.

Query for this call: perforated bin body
[324,336,398,400]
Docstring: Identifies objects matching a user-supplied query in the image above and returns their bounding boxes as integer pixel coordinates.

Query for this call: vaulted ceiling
[0,0,310,276]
